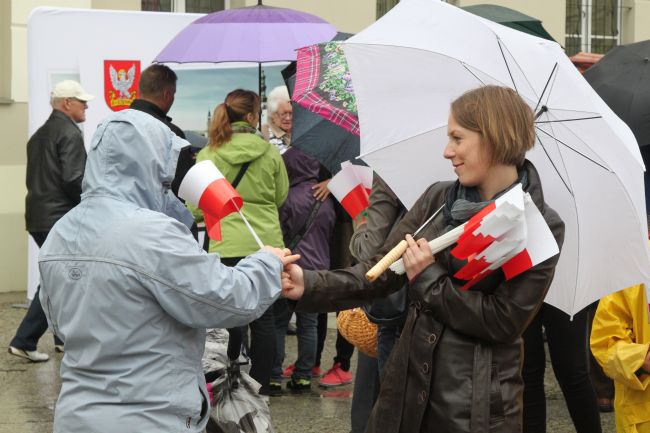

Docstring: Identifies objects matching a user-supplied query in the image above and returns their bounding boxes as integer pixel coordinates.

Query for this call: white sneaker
[8,346,49,362]
[54,345,64,353]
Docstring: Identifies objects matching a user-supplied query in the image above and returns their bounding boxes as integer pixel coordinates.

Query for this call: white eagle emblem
[109,64,136,99]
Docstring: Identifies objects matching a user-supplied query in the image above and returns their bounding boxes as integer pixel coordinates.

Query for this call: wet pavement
[0,291,615,433]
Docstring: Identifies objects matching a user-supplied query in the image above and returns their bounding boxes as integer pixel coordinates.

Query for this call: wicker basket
[337,308,378,358]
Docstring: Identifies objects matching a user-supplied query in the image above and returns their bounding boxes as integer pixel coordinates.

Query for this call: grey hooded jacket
[39,110,283,433]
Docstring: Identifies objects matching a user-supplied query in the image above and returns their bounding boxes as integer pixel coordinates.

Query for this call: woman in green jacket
[192,89,289,395]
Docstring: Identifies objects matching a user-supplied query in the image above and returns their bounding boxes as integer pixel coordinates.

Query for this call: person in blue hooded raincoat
[38,109,298,433]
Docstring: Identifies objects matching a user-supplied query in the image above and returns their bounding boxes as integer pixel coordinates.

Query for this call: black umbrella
[584,40,650,148]
[281,32,362,175]
[461,4,556,42]
[584,40,650,214]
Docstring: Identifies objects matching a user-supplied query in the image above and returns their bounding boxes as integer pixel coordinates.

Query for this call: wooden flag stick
[365,205,445,282]
[366,240,409,282]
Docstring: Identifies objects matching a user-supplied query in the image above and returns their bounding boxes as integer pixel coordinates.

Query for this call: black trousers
[522,303,601,433]
[222,257,276,392]
[10,232,63,351]
[315,312,354,371]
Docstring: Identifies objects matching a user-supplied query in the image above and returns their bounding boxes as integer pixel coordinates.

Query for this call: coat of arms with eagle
[104,60,141,111]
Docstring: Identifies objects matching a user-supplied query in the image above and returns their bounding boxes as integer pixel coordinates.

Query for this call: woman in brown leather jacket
[283,85,565,433]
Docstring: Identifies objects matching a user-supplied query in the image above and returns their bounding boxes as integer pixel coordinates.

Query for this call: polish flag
[329,161,373,218]
[453,190,559,290]
[389,184,559,289]
[178,160,243,242]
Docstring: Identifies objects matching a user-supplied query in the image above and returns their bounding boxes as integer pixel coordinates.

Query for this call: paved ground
[0,291,615,433]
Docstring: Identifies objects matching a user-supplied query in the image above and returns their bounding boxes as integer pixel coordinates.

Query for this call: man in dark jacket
[129,64,193,198]
[9,80,93,362]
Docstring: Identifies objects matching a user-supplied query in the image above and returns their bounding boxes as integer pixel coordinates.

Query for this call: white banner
[26,8,201,298]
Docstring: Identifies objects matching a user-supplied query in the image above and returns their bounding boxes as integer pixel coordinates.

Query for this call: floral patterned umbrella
[293,41,360,136]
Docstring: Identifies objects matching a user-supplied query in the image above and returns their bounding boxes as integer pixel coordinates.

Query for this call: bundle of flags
[328,161,373,218]
[390,184,559,290]
[178,160,243,242]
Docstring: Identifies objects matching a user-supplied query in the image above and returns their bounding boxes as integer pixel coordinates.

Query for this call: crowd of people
[8,63,650,433]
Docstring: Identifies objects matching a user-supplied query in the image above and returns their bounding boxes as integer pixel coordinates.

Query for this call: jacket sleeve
[590,288,650,391]
[409,211,565,344]
[297,183,438,312]
[138,216,282,329]
[349,175,403,262]
[58,131,86,203]
[185,151,206,222]
[274,152,289,208]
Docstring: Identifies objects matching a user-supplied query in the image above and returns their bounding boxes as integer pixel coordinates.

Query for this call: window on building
[141,0,225,13]
[566,0,621,55]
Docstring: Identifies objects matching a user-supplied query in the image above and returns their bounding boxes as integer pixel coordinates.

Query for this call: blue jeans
[10,231,63,351]
[377,324,401,375]
[272,299,318,381]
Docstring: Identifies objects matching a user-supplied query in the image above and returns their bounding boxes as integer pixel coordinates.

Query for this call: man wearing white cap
[8,80,94,362]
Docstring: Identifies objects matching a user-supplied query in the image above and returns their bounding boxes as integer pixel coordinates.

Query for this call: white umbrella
[343,0,650,317]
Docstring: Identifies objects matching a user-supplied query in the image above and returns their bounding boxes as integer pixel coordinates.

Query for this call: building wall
[622,0,650,44]
[238,0,376,34]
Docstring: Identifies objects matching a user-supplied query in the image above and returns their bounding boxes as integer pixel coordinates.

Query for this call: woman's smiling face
[444,113,492,188]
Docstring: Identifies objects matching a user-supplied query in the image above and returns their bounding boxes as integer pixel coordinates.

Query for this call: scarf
[442,165,529,229]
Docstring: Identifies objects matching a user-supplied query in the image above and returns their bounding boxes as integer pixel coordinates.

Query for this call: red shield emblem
[104,60,140,111]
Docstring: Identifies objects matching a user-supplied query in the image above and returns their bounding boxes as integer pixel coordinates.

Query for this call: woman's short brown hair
[451,85,535,166]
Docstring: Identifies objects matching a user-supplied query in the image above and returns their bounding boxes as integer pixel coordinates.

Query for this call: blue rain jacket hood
[39,110,283,433]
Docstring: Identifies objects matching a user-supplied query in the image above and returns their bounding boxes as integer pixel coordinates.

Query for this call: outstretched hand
[261,246,300,267]
[402,234,435,281]
[312,179,331,202]
[281,264,305,300]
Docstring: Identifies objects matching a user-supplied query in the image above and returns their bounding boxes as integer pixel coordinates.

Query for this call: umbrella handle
[366,240,408,282]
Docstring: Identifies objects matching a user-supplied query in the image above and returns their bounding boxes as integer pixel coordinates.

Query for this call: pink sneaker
[318,362,352,387]
[283,363,295,378]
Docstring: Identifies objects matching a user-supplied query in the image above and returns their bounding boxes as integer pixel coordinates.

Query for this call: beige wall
[622,0,650,44]
[240,0,376,34]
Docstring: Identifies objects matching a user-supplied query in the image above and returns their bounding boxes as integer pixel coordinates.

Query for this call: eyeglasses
[67,98,87,106]
[275,111,292,119]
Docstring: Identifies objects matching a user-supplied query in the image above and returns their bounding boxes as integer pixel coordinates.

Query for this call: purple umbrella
[155,3,337,64]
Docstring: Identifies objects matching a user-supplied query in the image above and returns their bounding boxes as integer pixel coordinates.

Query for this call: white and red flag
[389,184,559,289]
[328,161,373,218]
[178,160,243,242]
[453,192,559,290]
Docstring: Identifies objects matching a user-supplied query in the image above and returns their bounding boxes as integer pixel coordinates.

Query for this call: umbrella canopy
[583,40,650,147]
[283,61,361,175]
[293,41,360,136]
[462,4,556,42]
[155,4,337,63]
[282,33,362,175]
[343,0,650,317]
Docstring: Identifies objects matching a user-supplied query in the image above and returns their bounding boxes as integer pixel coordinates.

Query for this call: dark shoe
[267,381,285,397]
[597,398,614,413]
[287,377,311,393]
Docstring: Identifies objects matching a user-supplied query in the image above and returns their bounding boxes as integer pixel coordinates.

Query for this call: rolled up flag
[328,161,373,218]
[178,160,243,242]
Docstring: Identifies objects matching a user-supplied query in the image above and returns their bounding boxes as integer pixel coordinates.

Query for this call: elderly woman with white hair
[264,85,293,152]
